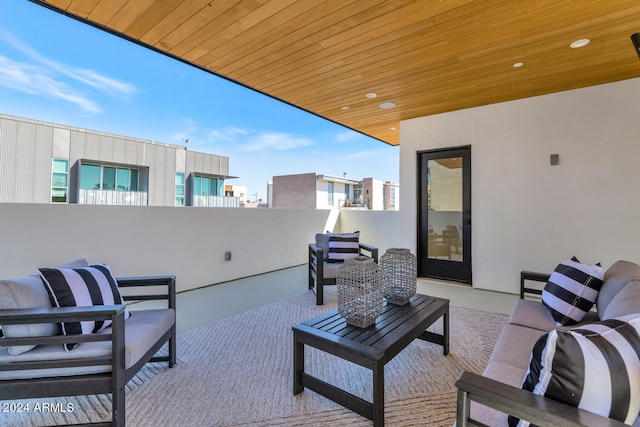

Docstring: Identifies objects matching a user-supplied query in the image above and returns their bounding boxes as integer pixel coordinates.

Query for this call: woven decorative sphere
[337,256,383,328]
[380,248,417,305]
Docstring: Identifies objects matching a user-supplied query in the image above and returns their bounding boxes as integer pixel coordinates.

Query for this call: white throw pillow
[327,231,360,263]
[509,314,640,426]
[542,258,604,326]
[39,264,130,351]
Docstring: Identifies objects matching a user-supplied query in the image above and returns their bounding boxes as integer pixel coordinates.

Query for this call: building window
[51,159,68,203]
[383,186,387,208]
[328,182,334,205]
[353,185,363,205]
[175,172,185,206]
[345,183,350,201]
[390,186,396,208]
[81,164,139,191]
[193,175,224,197]
[192,175,227,207]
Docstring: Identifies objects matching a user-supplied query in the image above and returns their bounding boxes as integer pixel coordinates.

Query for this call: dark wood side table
[292,294,449,427]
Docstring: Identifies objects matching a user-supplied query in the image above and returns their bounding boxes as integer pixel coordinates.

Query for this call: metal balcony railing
[193,195,240,208]
[79,189,148,206]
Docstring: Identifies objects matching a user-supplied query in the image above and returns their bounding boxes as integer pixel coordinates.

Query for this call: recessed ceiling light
[390,127,397,131]
[379,102,396,109]
[513,62,524,68]
[366,93,377,98]
[341,106,350,110]
[570,39,590,48]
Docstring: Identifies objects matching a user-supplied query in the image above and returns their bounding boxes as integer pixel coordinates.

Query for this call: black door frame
[417,146,472,284]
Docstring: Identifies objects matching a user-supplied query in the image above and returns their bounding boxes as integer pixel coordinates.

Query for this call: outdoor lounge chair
[308,232,378,305]
[0,261,176,427]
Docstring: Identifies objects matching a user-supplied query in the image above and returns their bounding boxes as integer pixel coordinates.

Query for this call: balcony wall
[0,204,332,293]
[336,209,400,254]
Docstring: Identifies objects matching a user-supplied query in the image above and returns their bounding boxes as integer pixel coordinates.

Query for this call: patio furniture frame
[455,371,628,427]
[293,294,449,427]
[0,275,176,427]
[308,242,378,305]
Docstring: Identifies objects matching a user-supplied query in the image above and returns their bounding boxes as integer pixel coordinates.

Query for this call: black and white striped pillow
[327,231,360,263]
[542,258,604,326]
[39,264,130,351]
[508,314,640,427]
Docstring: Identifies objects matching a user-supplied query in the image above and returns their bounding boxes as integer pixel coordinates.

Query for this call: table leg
[293,336,304,395]
[372,362,385,427]
[443,305,450,356]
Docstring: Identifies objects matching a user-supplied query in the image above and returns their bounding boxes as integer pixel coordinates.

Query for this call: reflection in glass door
[418,146,471,284]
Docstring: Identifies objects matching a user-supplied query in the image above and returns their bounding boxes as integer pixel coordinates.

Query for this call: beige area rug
[3,288,508,427]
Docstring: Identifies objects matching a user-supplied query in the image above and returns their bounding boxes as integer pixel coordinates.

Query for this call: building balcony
[79,189,148,206]
[192,195,240,208]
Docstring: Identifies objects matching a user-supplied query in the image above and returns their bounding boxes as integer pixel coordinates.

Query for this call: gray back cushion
[315,233,330,260]
[597,260,640,319]
[601,279,640,320]
[0,275,58,355]
[0,259,88,355]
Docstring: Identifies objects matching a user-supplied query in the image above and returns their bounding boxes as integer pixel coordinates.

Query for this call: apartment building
[0,114,237,207]
[268,172,399,210]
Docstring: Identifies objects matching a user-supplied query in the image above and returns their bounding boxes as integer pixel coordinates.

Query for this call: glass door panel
[418,147,471,284]
[427,157,463,262]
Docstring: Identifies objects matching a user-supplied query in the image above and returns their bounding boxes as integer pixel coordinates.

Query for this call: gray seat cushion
[509,299,599,332]
[508,299,557,331]
[0,308,175,380]
[322,261,342,279]
[488,324,547,371]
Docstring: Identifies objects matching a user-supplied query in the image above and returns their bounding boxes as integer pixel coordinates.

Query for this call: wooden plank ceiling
[31,0,640,146]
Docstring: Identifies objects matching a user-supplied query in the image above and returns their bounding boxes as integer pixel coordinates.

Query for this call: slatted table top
[293,294,449,366]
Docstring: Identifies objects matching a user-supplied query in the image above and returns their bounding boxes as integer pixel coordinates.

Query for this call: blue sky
[0,1,398,201]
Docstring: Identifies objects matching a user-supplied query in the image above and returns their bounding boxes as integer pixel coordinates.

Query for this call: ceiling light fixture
[513,62,524,68]
[390,127,397,131]
[366,93,377,98]
[570,39,590,48]
[379,102,396,109]
[341,106,350,110]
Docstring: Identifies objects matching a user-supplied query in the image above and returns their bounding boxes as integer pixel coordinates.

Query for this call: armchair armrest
[455,370,627,427]
[308,243,322,256]
[117,275,176,309]
[358,243,379,263]
[520,270,551,299]
[0,305,126,374]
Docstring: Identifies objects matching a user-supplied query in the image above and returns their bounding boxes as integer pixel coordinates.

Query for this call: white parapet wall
[0,204,331,293]
[336,209,401,256]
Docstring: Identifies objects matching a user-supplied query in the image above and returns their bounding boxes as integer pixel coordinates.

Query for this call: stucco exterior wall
[400,77,640,294]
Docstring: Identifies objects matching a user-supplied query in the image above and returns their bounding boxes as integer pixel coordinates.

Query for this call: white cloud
[0,55,101,113]
[0,30,136,111]
[71,68,136,100]
[241,132,314,151]
[207,126,249,143]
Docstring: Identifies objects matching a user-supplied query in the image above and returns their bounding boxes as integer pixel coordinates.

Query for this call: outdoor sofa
[0,259,176,426]
[309,231,378,305]
[456,259,640,427]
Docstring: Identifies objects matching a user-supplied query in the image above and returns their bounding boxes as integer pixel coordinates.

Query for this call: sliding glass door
[418,146,471,284]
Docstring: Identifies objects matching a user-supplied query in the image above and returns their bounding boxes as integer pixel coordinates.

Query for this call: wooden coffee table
[292,294,449,427]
